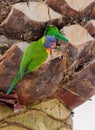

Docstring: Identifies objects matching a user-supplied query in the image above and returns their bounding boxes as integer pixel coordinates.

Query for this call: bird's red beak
[52,42,56,47]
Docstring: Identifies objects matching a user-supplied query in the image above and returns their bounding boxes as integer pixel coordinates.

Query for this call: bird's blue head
[44,36,57,54]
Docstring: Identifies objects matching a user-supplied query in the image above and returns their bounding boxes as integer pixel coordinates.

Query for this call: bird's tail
[6,72,21,94]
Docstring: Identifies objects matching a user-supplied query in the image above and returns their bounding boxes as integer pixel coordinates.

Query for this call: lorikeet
[6,26,68,94]
[6,36,57,94]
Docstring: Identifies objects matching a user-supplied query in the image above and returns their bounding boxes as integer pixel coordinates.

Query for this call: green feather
[6,25,68,94]
[43,25,68,42]
[6,36,48,94]
[6,71,22,94]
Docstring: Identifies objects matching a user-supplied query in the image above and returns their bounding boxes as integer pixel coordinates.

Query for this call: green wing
[6,36,47,94]
[43,25,68,42]
[20,36,47,73]
[6,71,22,94]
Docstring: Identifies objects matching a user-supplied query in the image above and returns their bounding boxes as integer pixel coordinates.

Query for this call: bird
[6,36,57,94]
[6,25,68,94]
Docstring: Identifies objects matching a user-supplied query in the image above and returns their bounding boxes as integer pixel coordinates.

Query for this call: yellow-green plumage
[6,36,48,94]
[20,36,47,74]
[6,25,68,94]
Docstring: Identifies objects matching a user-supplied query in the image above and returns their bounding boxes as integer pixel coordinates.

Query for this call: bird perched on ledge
[6,26,68,94]
[6,36,57,94]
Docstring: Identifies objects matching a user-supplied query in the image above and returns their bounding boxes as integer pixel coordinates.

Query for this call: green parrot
[6,36,57,94]
[6,26,68,94]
